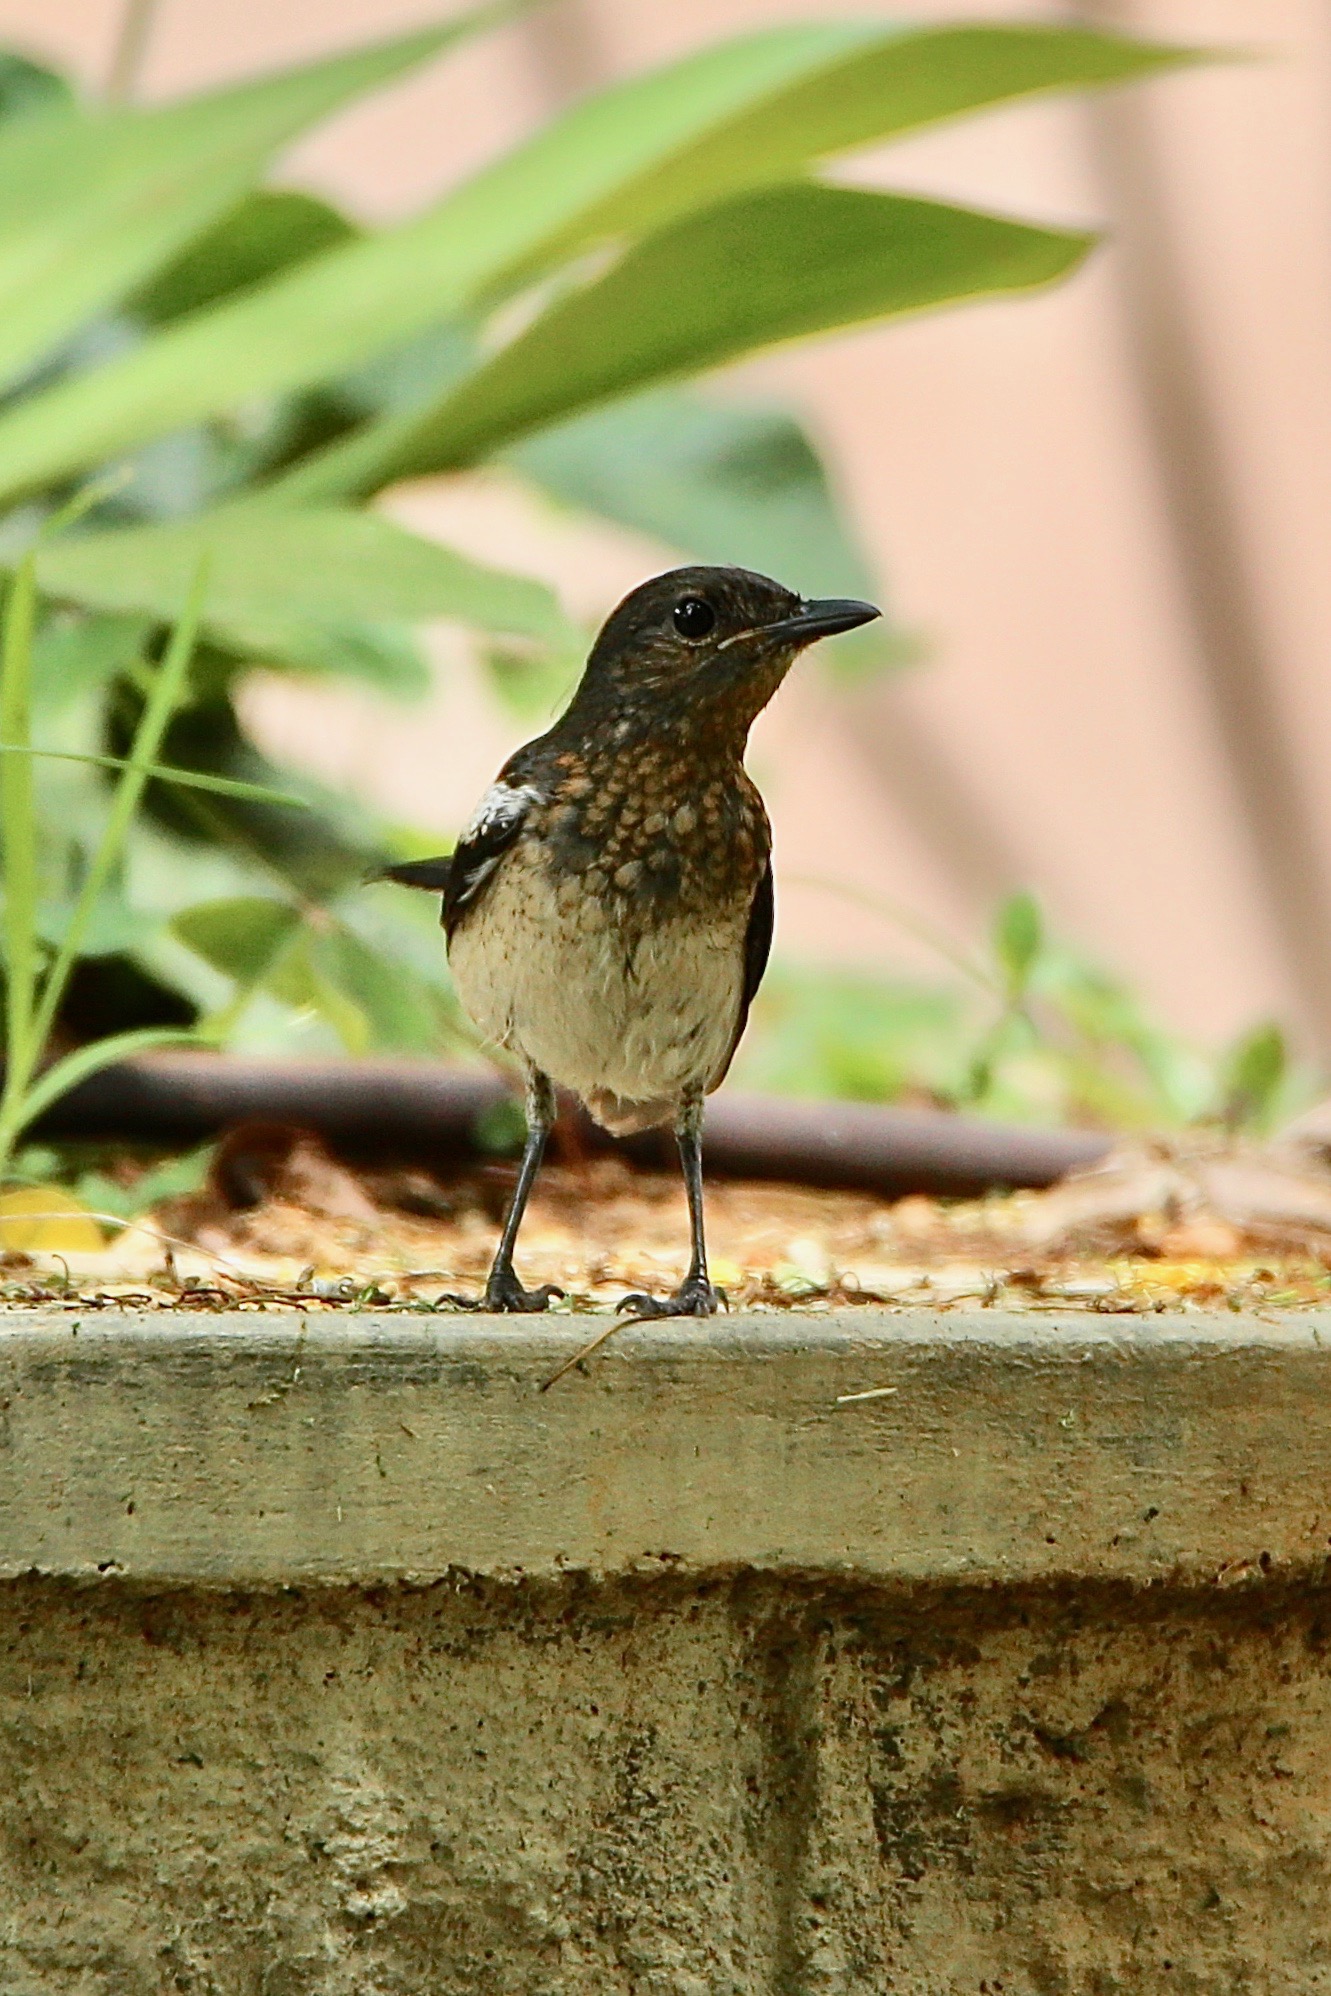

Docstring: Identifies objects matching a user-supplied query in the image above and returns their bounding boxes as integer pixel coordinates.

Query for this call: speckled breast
[534,741,769,923]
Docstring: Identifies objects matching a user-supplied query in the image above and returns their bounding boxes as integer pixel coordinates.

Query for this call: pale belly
[447,845,748,1133]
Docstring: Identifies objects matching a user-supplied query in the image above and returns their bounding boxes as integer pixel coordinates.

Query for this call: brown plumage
[378,565,878,1316]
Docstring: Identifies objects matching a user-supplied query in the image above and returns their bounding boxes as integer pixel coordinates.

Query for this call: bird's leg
[484,1068,563,1311]
[618,1093,722,1320]
[443,1069,563,1313]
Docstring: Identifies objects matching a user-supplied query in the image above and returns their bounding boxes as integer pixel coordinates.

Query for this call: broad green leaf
[304,922,442,1053]
[172,893,444,1053]
[129,188,358,325]
[0,53,73,127]
[0,23,1193,501]
[507,22,1197,270]
[220,617,432,697]
[513,387,876,599]
[0,19,469,396]
[171,895,300,984]
[509,385,896,673]
[75,1140,215,1222]
[32,506,578,667]
[34,885,153,960]
[733,961,965,1104]
[344,186,1094,478]
[480,641,580,724]
[30,610,152,711]
[267,931,371,1053]
[141,691,379,902]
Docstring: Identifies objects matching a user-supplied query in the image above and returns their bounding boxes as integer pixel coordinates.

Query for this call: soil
[6,1120,1331,1316]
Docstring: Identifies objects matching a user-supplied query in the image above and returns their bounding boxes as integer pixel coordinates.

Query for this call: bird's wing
[370,779,540,934]
[709,855,774,1092]
[442,779,540,936]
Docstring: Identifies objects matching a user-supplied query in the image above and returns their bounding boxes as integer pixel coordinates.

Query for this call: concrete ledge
[3,1307,1328,1588]
[3,1309,1331,1987]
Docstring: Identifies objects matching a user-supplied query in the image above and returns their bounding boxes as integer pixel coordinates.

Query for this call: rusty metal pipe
[26,1053,1110,1199]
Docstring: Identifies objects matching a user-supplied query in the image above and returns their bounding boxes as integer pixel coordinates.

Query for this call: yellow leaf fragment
[0,1186,105,1252]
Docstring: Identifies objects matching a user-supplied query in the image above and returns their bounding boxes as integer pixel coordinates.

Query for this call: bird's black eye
[672,596,716,640]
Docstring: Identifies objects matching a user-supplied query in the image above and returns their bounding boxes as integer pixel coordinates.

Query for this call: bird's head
[563,565,880,742]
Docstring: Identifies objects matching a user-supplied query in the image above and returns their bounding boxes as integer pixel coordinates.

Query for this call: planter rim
[2,1305,1322,1592]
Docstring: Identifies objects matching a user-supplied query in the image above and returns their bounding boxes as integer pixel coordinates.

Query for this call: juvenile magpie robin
[380,566,879,1316]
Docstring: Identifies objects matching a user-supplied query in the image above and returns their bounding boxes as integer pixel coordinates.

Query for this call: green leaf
[0,22,1195,501]
[33,506,577,665]
[128,188,359,325]
[17,1024,204,1129]
[220,617,432,696]
[513,21,1197,266]
[264,930,370,1053]
[480,640,580,724]
[305,922,443,1053]
[509,385,896,672]
[30,610,153,712]
[0,54,73,127]
[348,186,1093,478]
[34,886,153,960]
[171,895,301,986]
[0,19,469,398]
[137,690,378,902]
[171,894,446,1054]
[733,961,965,1104]
[995,892,1043,994]
[1223,1021,1288,1132]
[513,387,873,594]
[75,1139,214,1221]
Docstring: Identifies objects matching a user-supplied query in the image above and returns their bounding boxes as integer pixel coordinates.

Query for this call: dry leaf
[0,1187,104,1253]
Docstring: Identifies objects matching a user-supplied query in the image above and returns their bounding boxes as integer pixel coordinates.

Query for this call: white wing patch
[451,780,541,910]
[461,780,540,845]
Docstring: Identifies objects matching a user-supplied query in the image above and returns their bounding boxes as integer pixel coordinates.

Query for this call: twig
[539,1316,625,1391]
[834,1385,899,1406]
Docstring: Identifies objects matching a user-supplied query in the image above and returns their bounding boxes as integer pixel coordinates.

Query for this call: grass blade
[0,742,310,808]
[16,1026,205,1129]
[25,558,208,1060]
[0,556,38,1090]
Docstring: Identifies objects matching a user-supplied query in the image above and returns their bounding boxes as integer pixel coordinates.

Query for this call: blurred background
[1,0,1323,1136]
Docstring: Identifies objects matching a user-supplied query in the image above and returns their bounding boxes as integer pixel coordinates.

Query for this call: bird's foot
[616,1273,724,1321]
[437,1269,564,1314]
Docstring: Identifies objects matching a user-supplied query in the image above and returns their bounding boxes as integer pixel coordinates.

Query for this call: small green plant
[0,546,306,1184]
[736,891,1314,1135]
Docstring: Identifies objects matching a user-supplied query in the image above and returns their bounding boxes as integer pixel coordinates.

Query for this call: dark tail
[366,854,454,891]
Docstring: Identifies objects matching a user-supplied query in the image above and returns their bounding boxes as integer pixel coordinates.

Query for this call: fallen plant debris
[6,1117,1331,1317]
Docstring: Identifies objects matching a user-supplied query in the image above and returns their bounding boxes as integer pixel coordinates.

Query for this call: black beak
[768,597,881,646]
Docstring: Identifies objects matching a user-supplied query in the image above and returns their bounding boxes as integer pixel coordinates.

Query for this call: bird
[377,565,879,1317]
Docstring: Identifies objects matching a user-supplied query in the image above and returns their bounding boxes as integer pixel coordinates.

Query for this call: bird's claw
[437,1274,564,1314]
[616,1275,724,1321]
